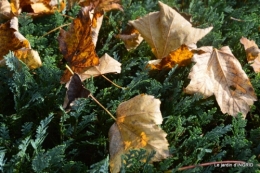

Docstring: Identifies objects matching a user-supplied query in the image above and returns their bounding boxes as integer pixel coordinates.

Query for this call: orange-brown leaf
[0,17,30,60]
[10,0,65,17]
[148,44,193,70]
[0,0,12,20]
[109,94,169,173]
[240,36,260,72]
[58,6,99,83]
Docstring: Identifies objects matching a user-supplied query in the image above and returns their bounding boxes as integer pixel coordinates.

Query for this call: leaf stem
[101,74,126,89]
[40,23,71,38]
[89,94,117,121]
[65,64,74,75]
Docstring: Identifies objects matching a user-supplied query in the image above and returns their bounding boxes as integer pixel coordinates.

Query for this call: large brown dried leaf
[0,17,42,69]
[109,94,169,173]
[129,1,213,59]
[240,37,260,73]
[79,53,121,81]
[58,6,99,83]
[185,46,257,117]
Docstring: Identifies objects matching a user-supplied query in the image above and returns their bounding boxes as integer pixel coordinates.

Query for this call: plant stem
[40,23,71,38]
[101,74,126,89]
[89,94,117,121]
[65,64,74,75]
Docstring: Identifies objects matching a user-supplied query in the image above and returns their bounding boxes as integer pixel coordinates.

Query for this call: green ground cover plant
[0,0,260,172]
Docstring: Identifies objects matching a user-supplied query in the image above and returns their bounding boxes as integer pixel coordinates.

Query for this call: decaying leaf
[185,46,257,117]
[90,10,103,46]
[148,44,193,70]
[10,0,65,17]
[0,17,42,69]
[79,53,121,81]
[240,36,260,72]
[58,6,99,83]
[63,73,91,109]
[109,94,169,173]
[67,0,122,12]
[0,0,12,21]
[115,24,143,51]
[129,1,213,59]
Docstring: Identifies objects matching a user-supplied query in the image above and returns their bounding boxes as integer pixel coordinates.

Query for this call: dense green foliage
[0,0,260,172]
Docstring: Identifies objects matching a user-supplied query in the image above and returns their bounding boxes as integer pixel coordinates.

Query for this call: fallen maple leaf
[0,17,42,69]
[109,94,169,173]
[63,73,91,109]
[79,53,121,81]
[10,0,65,17]
[240,37,260,72]
[148,44,194,70]
[185,46,257,117]
[129,1,213,59]
[115,24,143,51]
[58,6,99,83]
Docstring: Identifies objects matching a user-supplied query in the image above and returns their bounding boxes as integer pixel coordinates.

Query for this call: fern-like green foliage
[0,0,260,172]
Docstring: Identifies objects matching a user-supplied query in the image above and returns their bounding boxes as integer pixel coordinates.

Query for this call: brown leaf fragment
[10,0,65,17]
[90,11,104,46]
[109,94,169,173]
[63,73,91,109]
[0,17,42,69]
[58,6,99,83]
[240,36,260,72]
[148,44,194,70]
[129,1,213,59]
[185,46,257,117]
[67,0,123,12]
[0,0,12,20]
[115,24,143,51]
[79,53,121,81]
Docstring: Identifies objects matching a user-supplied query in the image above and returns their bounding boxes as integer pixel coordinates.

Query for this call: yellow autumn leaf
[185,46,257,117]
[109,94,169,173]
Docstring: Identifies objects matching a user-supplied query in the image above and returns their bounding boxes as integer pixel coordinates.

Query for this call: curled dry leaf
[79,53,121,81]
[67,0,122,12]
[0,0,12,20]
[10,0,65,17]
[115,24,143,51]
[240,37,260,73]
[90,10,103,46]
[185,46,257,117]
[0,17,42,69]
[63,73,91,109]
[109,94,169,173]
[148,44,194,70]
[129,1,213,59]
[58,6,99,83]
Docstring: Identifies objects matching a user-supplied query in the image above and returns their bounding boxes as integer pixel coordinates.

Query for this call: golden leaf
[129,1,213,59]
[109,94,169,173]
[240,36,260,73]
[79,53,121,81]
[58,6,99,83]
[185,46,257,117]
[148,44,193,70]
